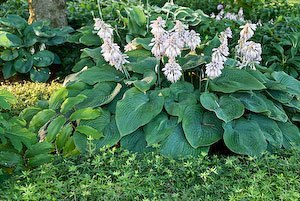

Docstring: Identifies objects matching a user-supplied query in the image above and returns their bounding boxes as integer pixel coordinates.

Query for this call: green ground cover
[1,148,300,200]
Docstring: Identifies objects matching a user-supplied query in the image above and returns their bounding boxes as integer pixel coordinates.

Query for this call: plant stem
[156,59,161,88]
[205,79,209,92]
[97,0,103,20]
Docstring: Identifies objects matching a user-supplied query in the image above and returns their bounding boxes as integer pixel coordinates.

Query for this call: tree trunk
[28,0,67,27]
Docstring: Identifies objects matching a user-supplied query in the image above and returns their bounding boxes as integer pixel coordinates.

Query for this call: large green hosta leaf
[272,71,300,97]
[0,15,27,30]
[232,92,288,122]
[250,114,283,148]
[78,65,125,85]
[94,116,120,149]
[160,125,209,158]
[132,70,157,92]
[231,92,269,113]
[33,50,55,67]
[144,112,177,146]
[0,49,18,61]
[77,82,122,108]
[126,57,157,74]
[116,88,164,136]
[182,105,223,148]
[209,68,266,93]
[200,92,244,123]
[223,118,268,156]
[164,82,197,122]
[277,122,300,149]
[0,31,23,48]
[121,129,151,153]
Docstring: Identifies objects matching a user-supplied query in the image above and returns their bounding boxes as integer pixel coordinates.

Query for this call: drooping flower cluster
[149,17,201,83]
[205,27,232,79]
[94,18,128,72]
[236,23,262,69]
[211,5,245,22]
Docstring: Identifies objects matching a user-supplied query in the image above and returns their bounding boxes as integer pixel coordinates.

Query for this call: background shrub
[0,81,61,115]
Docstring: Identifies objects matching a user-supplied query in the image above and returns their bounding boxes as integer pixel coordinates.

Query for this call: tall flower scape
[94,17,262,82]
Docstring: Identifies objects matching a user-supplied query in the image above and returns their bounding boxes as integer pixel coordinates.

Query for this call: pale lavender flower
[239,23,257,41]
[162,32,184,59]
[149,34,166,59]
[217,4,224,10]
[94,18,114,41]
[205,61,223,79]
[162,61,183,83]
[184,30,201,51]
[150,17,166,37]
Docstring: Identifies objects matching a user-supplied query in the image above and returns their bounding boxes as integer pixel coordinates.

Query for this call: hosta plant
[23,4,300,158]
[0,15,73,82]
[0,90,53,179]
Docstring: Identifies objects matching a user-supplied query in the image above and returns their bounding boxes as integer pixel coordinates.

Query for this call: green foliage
[0,82,61,115]
[0,0,28,19]
[1,148,300,200]
[149,0,300,22]
[21,1,300,157]
[0,15,74,82]
[0,90,53,178]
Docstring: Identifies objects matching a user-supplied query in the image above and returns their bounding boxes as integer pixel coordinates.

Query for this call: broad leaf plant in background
[0,15,73,82]
[22,2,300,159]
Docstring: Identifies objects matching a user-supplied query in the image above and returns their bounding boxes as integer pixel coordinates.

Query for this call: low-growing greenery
[1,148,300,200]
[0,81,61,115]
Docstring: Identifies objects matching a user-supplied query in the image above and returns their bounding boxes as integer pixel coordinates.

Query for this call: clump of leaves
[23,2,300,159]
[0,15,74,82]
[0,90,54,179]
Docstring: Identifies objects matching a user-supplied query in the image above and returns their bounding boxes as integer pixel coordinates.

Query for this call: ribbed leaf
[182,105,223,148]
[49,87,68,110]
[160,125,209,158]
[200,93,244,123]
[144,113,177,146]
[70,108,101,121]
[277,122,300,149]
[272,71,300,97]
[116,88,164,136]
[45,115,66,143]
[223,118,267,156]
[250,114,283,148]
[78,66,124,85]
[94,116,120,148]
[209,68,266,93]
[121,129,152,153]
[133,70,157,92]
[78,82,122,108]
